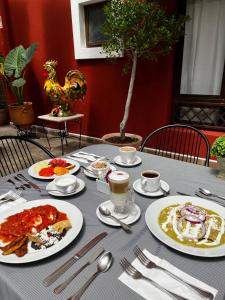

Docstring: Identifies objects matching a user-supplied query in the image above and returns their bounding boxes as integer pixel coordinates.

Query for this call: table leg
[58,123,64,155]
[41,122,51,150]
[78,118,82,148]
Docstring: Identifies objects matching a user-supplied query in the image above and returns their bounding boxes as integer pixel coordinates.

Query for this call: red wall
[2,0,221,151]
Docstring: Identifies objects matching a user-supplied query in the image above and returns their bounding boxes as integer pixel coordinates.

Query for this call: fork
[0,190,22,206]
[120,258,186,300]
[133,246,214,300]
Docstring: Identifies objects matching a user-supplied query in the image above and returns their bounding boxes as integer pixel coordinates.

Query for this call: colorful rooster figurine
[43,60,87,116]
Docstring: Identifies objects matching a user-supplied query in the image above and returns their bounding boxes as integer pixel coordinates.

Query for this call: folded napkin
[0,191,27,213]
[118,249,217,300]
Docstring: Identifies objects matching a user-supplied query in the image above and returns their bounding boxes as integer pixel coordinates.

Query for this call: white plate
[133,179,170,197]
[84,165,116,179]
[28,158,80,180]
[0,199,83,263]
[113,155,142,167]
[96,200,141,226]
[145,195,225,257]
[46,178,85,197]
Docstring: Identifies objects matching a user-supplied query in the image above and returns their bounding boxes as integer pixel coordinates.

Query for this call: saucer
[84,164,116,179]
[96,200,141,226]
[46,178,85,197]
[133,179,170,197]
[113,155,142,167]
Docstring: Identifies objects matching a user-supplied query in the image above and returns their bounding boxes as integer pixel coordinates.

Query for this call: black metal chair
[0,135,55,177]
[140,124,210,166]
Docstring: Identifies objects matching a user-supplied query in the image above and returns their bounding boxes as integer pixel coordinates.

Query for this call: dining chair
[0,135,55,177]
[140,124,210,166]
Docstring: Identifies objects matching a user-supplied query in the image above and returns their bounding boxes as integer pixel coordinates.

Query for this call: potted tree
[0,43,37,127]
[211,135,225,179]
[101,0,189,148]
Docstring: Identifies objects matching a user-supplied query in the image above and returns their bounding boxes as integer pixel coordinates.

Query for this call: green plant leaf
[12,78,26,87]
[4,45,25,77]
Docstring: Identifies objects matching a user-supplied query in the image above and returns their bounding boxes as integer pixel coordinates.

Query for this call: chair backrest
[140,124,210,166]
[0,135,55,177]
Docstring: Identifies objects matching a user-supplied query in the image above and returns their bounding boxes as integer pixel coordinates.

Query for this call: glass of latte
[108,170,134,217]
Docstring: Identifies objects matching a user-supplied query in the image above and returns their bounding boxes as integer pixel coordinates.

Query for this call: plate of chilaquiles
[28,158,80,179]
[0,199,83,263]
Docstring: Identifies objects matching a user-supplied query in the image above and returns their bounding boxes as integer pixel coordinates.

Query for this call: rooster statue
[43,60,87,116]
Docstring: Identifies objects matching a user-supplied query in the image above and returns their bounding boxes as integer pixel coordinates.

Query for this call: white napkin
[118,249,217,300]
[0,191,27,213]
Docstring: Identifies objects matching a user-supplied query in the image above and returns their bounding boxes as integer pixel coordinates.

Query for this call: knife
[43,232,107,287]
[17,173,41,192]
[54,247,105,294]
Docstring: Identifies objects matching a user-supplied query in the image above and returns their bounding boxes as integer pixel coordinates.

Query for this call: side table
[38,114,84,155]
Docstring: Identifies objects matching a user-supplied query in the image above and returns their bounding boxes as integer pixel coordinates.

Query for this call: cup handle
[141,178,147,190]
[128,188,135,205]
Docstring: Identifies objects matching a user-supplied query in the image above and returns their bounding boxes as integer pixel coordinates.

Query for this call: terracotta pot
[101,133,143,149]
[0,108,9,126]
[217,156,225,180]
[8,102,34,127]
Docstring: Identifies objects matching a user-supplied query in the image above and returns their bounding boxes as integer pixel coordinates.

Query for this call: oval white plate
[96,200,141,226]
[113,155,142,167]
[84,165,116,179]
[145,195,225,257]
[46,178,85,197]
[28,158,80,180]
[0,199,83,263]
[133,179,170,197]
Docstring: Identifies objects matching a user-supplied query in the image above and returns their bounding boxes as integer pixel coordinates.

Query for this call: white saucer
[113,155,142,167]
[84,165,116,179]
[96,200,141,227]
[133,179,170,197]
[46,178,85,197]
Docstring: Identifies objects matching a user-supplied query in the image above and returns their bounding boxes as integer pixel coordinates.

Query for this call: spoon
[99,206,131,232]
[67,251,113,300]
[7,179,25,190]
[198,187,225,201]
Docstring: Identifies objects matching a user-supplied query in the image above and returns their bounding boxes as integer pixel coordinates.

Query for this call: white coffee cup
[54,174,77,193]
[141,170,160,192]
[108,170,134,216]
[90,160,110,178]
[119,146,137,164]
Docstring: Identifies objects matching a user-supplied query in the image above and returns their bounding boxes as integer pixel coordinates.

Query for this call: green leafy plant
[211,136,225,158]
[0,43,37,105]
[102,0,189,139]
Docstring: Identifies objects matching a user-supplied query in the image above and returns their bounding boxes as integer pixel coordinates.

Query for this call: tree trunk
[120,52,137,139]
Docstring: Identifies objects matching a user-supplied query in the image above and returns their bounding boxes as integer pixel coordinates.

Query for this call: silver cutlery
[14,175,32,188]
[43,232,108,287]
[80,165,97,177]
[120,258,186,300]
[98,206,131,232]
[198,187,225,201]
[16,173,41,192]
[7,179,25,190]
[0,190,22,206]
[195,191,225,207]
[159,184,169,196]
[54,247,105,294]
[67,251,113,300]
[133,246,214,300]
[67,156,89,164]
[78,151,101,158]
[71,153,96,162]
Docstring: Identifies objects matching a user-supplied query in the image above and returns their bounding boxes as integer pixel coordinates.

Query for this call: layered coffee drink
[108,171,129,214]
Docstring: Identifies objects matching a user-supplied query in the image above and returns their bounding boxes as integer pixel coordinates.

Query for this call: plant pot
[101,133,142,149]
[0,108,9,126]
[217,156,225,180]
[8,102,34,127]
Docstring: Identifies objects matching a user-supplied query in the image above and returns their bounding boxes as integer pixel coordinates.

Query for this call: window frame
[172,0,225,131]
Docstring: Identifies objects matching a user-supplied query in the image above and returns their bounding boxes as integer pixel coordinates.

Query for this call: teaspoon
[99,206,131,232]
[198,187,225,201]
[67,251,113,300]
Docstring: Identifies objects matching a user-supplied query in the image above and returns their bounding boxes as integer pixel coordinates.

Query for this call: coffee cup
[119,146,137,164]
[141,170,160,192]
[108,170,134,216]
[54,174,77,193]
[90,160,110,178]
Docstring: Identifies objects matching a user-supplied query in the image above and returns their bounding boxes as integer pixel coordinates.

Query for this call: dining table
[0,143,225,300]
